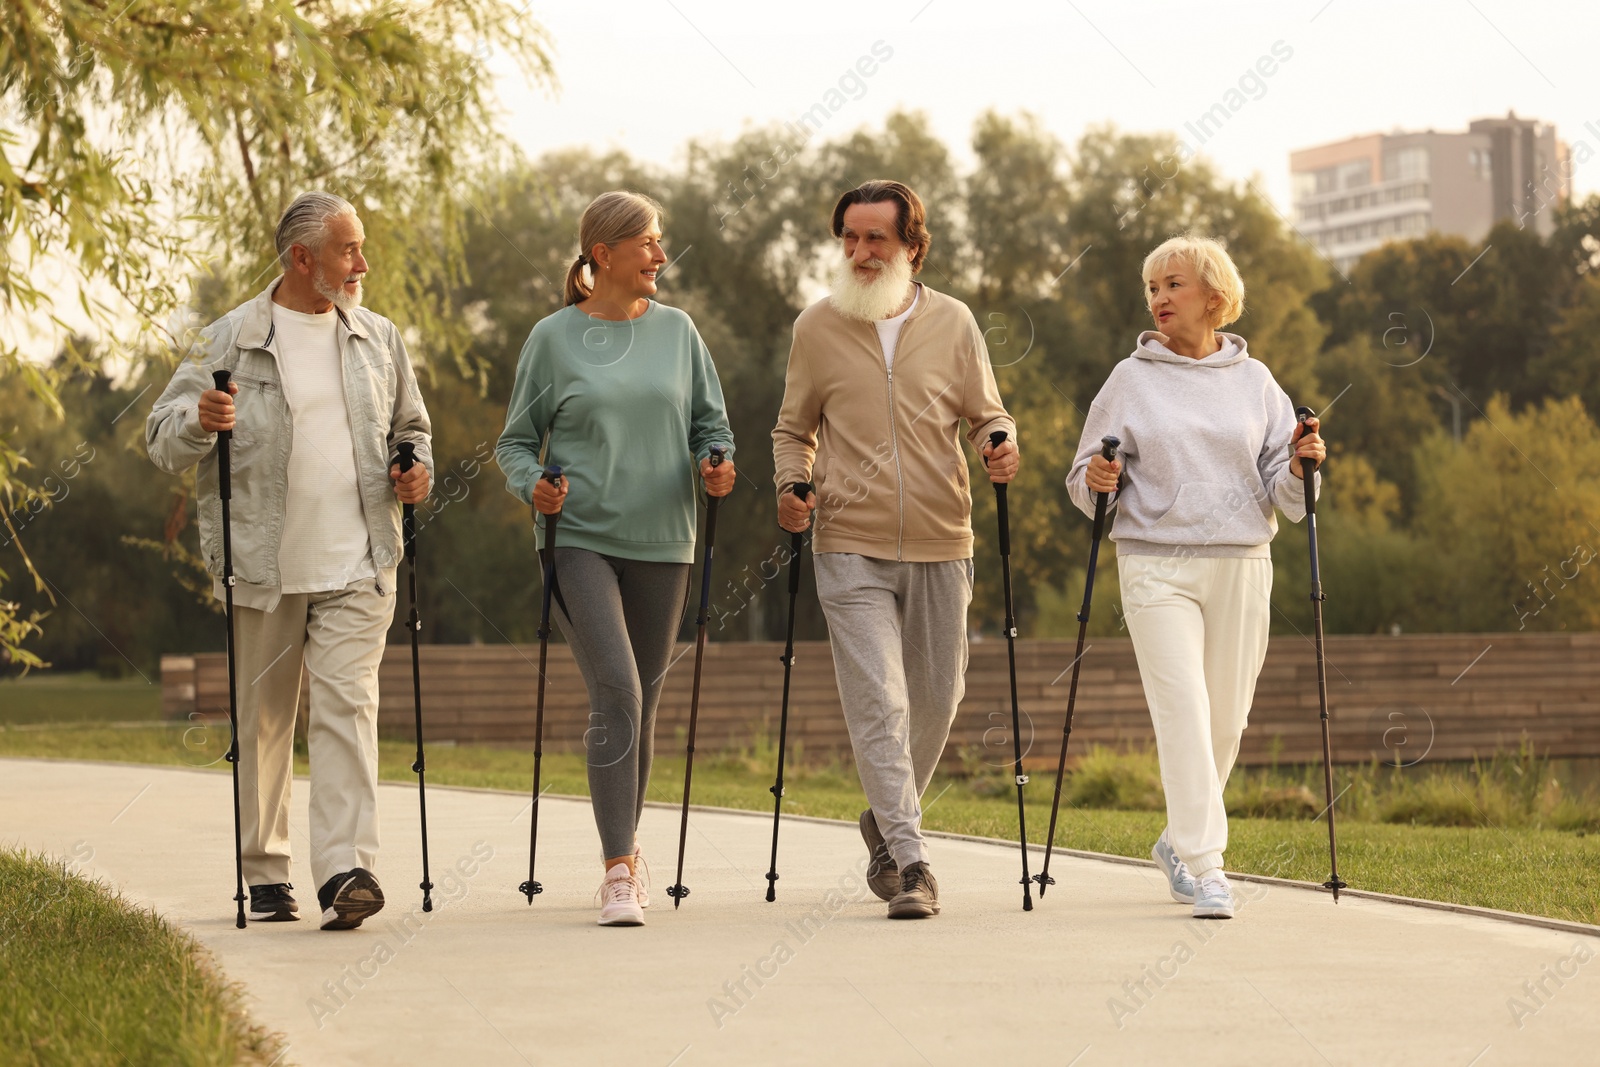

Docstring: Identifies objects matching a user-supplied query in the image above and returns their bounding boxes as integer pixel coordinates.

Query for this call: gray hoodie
[1065,331,1318,558]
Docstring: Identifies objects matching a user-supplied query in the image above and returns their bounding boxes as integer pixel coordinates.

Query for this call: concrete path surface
[3,758,1597,1066]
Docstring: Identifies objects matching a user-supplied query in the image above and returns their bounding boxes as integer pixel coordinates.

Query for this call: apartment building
[1290,112,1571,274]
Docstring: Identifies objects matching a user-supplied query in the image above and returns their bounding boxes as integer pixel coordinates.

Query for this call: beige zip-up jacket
[772,285,1015,562]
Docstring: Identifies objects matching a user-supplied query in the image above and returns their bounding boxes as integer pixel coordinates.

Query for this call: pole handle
[787,481,812,594]
[703,446,727,549]
[988,431,1010,556]
[397,442,416,560]
[1093,434,1120,534]
[211,370,232,442]
[211,370,232,500]
[1295,406,1319,518]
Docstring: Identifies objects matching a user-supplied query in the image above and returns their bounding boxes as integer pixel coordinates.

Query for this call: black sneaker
[887,861,940,919]
[859,809,900,902]
[317,868,385,930]
[248,883,299,922]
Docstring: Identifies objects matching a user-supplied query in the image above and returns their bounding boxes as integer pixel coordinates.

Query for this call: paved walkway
[4,758,1596,1066]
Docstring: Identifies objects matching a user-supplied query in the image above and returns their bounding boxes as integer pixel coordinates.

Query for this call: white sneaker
[633,844,651,909]
[1151,832,1197,904]
[1192,870,1235,920]
[598,863,644,926]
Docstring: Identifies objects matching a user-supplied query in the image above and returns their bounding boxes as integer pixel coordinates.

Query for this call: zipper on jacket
[886,364,905,560]
[885,307,918,562]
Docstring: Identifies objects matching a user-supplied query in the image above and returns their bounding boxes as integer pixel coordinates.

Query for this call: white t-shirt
[271,303,374,593]
[875,283,922,370]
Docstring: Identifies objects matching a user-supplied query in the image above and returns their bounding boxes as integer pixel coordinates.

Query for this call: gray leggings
[547,547,690,861]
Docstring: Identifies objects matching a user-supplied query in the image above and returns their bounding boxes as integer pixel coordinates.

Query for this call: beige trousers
[1119,554,1273,878]
[232,576,395,889]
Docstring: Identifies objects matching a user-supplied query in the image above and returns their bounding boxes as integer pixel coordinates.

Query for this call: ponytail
[563,254,591,306]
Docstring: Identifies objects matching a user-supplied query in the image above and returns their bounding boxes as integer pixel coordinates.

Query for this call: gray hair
[274,191,357,271]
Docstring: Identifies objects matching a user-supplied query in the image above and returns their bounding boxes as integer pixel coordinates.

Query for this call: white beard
[314,266,364,312]
[828,254,915,322]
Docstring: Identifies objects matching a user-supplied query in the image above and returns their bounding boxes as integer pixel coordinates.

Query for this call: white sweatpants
[1118,554,1272,877]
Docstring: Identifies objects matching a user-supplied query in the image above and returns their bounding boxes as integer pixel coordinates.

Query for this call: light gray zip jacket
[146,278,434,611]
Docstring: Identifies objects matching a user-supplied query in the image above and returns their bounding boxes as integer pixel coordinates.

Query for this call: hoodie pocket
[1152,481,1272,544]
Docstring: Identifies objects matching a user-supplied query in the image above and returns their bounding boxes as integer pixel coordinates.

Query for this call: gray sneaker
[887,861,940,919]
[859,809,900,901]
[1151,832,1197,904]
[1192,871,1235,920]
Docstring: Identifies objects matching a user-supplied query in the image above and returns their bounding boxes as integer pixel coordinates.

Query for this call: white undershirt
[271,303,374,593]
[875,283,921,370]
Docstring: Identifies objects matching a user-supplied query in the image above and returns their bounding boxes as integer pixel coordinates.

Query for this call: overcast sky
[494,0,1600,212]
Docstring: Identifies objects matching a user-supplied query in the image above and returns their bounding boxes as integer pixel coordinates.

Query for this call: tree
[1528,272,1600,420]
[1411,396,1600,633]
[0,0,554,667]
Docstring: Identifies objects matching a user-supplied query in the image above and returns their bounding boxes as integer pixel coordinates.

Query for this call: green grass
[0,673,163,725]
[0,848,284,1066]
[5,720,1598,926]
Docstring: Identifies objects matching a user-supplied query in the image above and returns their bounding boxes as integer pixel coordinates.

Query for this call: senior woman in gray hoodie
[1066,234,1324,920]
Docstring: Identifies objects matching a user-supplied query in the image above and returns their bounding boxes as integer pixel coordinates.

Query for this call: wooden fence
[160,633,1600,769]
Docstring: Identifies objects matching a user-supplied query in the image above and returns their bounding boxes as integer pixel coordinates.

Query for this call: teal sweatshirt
[495,301,736,563]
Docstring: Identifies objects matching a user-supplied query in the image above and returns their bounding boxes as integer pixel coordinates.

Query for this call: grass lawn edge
[6,754,1598,938]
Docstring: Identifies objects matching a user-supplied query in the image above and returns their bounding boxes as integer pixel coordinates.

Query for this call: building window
[1338,160,1372,190]
[1292,171,1318,204]
[1468,148,1492,180]
[1384,146,1430,182]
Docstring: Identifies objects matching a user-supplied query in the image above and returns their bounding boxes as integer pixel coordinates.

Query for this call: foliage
[6,76,1600,665]
[0,0,555,666]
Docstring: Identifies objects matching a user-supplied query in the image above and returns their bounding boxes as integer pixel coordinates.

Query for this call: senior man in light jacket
[147,191,432,931]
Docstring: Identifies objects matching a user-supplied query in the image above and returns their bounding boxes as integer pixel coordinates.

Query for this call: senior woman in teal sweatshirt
[1066,234,1324,922]
[496,190,736,927]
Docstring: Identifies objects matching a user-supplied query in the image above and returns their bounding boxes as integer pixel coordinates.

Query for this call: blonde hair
[1141,234,1245,328]
[564,190,665,305]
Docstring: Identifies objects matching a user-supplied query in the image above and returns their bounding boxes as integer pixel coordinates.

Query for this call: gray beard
[828,255,914,322]
[314,267,363,312]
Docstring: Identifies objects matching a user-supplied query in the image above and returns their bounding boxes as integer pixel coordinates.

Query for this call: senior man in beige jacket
[773,179,1018,920]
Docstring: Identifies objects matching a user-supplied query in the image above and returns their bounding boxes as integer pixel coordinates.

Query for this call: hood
[1132,330,1248,367]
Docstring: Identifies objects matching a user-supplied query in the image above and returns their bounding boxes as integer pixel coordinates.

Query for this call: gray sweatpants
[813,552,973,870]
[548,547,690,861]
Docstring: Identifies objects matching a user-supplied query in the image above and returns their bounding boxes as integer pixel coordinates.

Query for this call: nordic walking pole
[1035,434,1120,897]
[396,443,435,913]
[988,430,1033,912]
[1296,406,1346,903]
[212,369,247,930]
[519,464,564,904]
[667,445,727,909]
[764,479,813,903]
